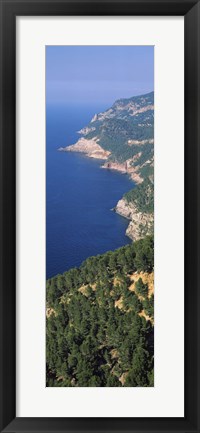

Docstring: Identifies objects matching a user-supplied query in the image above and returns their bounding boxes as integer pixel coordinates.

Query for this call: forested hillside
[81,92,154,165]
[124,177,154,214]
[46,236,154,387]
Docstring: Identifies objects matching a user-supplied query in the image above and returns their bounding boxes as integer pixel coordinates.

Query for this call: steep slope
[115,177,154,240]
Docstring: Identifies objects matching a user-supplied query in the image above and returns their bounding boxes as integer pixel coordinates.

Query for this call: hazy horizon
[46,46,154,107]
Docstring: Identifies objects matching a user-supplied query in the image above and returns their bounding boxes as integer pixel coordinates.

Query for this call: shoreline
[58,143,153,242]
[59,145,141,185]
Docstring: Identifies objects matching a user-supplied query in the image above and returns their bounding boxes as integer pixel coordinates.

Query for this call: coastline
[59,140,153,242]
[59,139,143,185]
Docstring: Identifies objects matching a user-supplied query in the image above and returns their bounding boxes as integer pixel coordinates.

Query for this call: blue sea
[46,104,134,279]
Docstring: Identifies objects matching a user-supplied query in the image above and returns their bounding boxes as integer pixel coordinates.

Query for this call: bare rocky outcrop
[59,137,110,160]
[78,126,96,135]
[127,138,154,146]
[102,161,127,174]
[102,156,143,184]
[46,307,57,318]
[115,198,153,241]
[128,103,154,116]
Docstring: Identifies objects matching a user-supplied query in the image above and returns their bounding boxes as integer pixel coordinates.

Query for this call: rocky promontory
[59,137,111,160]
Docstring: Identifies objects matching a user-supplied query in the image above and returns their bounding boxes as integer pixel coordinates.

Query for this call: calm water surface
[46,104,134,279]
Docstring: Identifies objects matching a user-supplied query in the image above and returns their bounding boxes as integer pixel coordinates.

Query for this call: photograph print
[46,46,154,387]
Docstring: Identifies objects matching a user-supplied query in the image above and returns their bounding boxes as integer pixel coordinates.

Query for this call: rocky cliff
[102,158,144,184]
[115,198,153,241]
[59,137,110,160]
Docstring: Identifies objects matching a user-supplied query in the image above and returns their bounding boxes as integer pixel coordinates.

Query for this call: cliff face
[115,198,153,241]
[102,158,143,184]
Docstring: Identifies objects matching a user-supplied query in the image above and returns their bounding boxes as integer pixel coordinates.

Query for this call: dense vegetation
[46,236,154,387]
[124,178,154,214]
[83,92,154,165]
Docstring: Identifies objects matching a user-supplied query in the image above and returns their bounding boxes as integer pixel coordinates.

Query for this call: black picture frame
[0,0,200,432]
